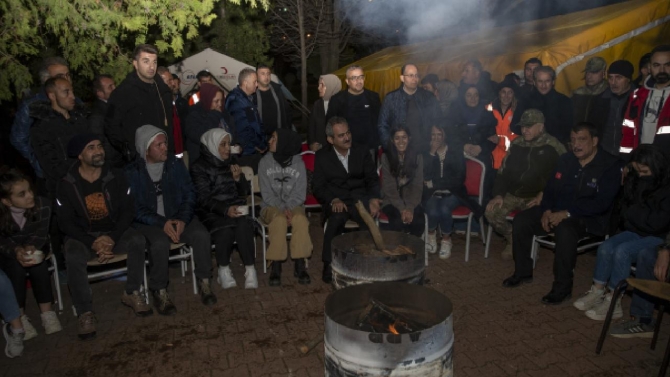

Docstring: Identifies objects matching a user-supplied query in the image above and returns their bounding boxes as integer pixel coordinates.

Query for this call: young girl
[0,169,61,340]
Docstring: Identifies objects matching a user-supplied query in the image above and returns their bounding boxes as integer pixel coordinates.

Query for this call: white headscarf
[200,128,231,161]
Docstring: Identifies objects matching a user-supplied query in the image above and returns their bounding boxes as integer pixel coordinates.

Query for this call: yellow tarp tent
[333,0,670,99]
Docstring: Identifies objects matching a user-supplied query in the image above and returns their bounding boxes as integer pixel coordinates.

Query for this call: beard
[654,72,670,84]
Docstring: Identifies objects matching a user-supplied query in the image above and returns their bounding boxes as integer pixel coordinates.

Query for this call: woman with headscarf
[308,75,342,152]
[185,83,235,165]
[190,128,257,290]
[258,129,313,286]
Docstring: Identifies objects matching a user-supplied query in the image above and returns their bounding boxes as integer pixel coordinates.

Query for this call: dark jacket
[125,155,195,228]
[512,88,574,144]
[190,145,250,230]
[621,184,670,238]
[174,94,190,125]
[0,197,50,256]
[587,87,634,157]
[90,99,124,168]
[105,71,175,161]
[225,86,266,155]
[56,164,135,248]
[446,102,497,161]
[184,103,235,164]
[312,145,380,206]
[254,81,293,135]
[540,148,623,235]
[10,92,48,178]
[327,89,382,150]
[308,98,327,147]
[571,81,609,124]
[378,85,440,150]
[492,132,566,198]
[29,102,90,196]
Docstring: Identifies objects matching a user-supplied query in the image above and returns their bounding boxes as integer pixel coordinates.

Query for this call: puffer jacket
[224,86,266,155]
[190,145,249,230]
[621,183,670,238]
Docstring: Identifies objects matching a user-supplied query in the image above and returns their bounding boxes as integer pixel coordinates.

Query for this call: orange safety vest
[188,92,200,106]
[488,103,518,169]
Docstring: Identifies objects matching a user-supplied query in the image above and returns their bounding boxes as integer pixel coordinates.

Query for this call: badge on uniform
[587,178,597,188]
[555,172,562,179]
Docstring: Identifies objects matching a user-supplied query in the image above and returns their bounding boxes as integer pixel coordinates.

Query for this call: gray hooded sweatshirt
[135,124,167,216]
[258,154,307,211]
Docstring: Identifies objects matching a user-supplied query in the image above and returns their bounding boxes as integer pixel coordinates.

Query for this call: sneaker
[198,279,217,306]
[585,293,622,321]
[217,266,237,289]
[244,266,258,289]
[40,311,63,335]
[439,239,452,259]
[501,242,513,261]
[294,259,311,285]
[3,323,24,358]
[77,312,97,340]
[269,261,282,287]
[610,319,655,338]
[151,289,177,316]
[19,315,37,341]
[426,233,437,254]
[121,291,154,316]
[573,285,605,311]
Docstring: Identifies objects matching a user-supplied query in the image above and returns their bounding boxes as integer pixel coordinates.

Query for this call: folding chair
[46,252,63,311]
[167,243,197,294]
[484,210,520,259]
[452,155,487,262]
[531,234,606,269]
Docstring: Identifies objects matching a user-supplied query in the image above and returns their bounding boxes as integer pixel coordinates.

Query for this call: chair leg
[484,225,493,259]
[261,226,268,274]
[531,236,538,269]
[652,305,665,350]
[189,246,197,295]
[424,214,429,267]
[659,330,670,377]
[464,215,472,262]
[479,218,486,245]
[143,260,149,304]
[596,279,628,354]
[180,246,186,277]
[51,255,64,312]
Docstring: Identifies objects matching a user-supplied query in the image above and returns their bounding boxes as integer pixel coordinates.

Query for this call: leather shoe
[322,262,332,284]
[502,275,533,288]
[541,291,572,305]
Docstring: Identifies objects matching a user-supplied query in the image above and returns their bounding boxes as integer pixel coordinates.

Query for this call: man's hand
[309,142,321,152]
[331,199,347,213]
[369,199,381,218]
[548,211,569,227]
[163,220,180,243]
[486,195,504,212]
[541,210,553,232]
[284,209,293,226]
[527,192,543,208]
[227,206,241,218]
[174,220,186,240]
[255,147,267,154]
[231,164,242,182]
[14,246,35,267]
[401,209,413,224]
[488,135,500,144]
[655,249,670,281]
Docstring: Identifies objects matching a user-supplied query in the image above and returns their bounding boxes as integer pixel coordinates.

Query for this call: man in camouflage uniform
[485,109,567,260]
[572,57,609,124]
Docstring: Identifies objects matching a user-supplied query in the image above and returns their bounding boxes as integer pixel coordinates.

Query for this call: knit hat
[67,133,101,158]
[497,77,518,94]
[608,60,634,80]
[199,83,222,110]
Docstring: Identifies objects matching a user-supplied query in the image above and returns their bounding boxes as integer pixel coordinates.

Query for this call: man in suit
[313,117,381,283]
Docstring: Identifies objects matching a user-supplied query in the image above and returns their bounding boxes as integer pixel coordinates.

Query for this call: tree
[0,0,270,103]
[318,0,355,73]
[269,0,326,108]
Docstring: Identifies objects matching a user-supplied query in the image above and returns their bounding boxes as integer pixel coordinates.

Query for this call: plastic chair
[452,155,487,262]
[484,210,520,258]
[167,243,197,294]
[46,252,63,311]
[300,151,321,212]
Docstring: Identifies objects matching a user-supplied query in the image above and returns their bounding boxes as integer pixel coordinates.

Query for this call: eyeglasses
[347,75,365,81]
[403,74,420,79]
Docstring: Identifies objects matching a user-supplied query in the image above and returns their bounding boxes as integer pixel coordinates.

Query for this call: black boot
[269,261,282,286]
[294,259,311,285]
[322,262,332,284]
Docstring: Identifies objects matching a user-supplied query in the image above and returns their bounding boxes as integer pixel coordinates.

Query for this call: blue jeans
[425,195,463,234]
[593,231,663,290]
[0,269,21,323]
[630,246,661,321]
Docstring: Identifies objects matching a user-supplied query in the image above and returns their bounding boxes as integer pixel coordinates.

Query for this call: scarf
[201,128,231,161]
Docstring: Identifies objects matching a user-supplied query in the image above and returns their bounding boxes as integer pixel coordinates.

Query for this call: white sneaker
[573,285,605,311]
[244,266,258,289]
[3,323,24,358]
[585,293,623,321]
[426,233,437,254]
[217,266,237,289]
[439,239,452,260]
[41,311,62,335]
[20,315,37,341]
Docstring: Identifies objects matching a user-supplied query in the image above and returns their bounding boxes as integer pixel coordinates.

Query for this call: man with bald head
[378,64,440,150]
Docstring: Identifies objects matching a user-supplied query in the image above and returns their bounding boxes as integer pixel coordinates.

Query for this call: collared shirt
[334,148,350,173]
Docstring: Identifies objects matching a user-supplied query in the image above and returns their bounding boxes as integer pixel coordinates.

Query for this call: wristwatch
[566,211,571,218]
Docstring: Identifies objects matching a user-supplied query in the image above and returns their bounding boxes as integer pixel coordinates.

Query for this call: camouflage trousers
[485,194,535,241]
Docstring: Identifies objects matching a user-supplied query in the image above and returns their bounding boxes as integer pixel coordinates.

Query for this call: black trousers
[380,205,425,237]
[512,206,588,295]
[211,216,255,267]
[322,199,371,263]
[0,253,53,309]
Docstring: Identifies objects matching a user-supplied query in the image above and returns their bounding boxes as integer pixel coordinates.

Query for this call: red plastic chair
[452,155,487,261]
[300,151,321,211]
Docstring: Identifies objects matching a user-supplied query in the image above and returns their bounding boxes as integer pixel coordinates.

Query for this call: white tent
[168,48,296,101]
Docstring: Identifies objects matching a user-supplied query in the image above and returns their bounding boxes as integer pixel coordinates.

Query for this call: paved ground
[1,216,668,377]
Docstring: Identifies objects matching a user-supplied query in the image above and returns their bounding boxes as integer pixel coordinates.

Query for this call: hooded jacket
[56,163,134,248]
[125,125,195,227]
[258,155,307,211]
[620,183,670,239]
[378,85,440,150]
[511,88,574,144]
[29,101,90,195]
[225,86,266,155]
[105,71,175,161]
[620,76,670,154]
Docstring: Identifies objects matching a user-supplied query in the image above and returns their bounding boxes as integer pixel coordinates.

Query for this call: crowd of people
[2,41,670,359]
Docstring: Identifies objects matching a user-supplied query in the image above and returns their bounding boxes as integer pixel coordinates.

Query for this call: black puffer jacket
[621,183,670,238]
[190,145,250,231]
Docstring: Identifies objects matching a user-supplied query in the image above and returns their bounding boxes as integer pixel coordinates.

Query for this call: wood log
[299,336,324,354]
[355,200,385,251]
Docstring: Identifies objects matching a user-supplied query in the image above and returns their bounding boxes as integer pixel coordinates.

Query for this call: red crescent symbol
[221,67,228,74]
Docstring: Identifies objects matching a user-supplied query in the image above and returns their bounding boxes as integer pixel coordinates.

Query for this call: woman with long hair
[0,169,61,340]
[380,125,424,236]
[573,145,670,320]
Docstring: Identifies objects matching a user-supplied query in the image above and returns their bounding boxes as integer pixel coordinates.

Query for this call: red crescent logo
[221,67,228,74]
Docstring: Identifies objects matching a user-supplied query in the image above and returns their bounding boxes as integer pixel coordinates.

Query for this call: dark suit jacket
[308,98,327,147]
[313,145,380,206]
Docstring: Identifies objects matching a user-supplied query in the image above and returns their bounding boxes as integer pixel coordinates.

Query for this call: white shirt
[641,88,669,144]
[334,148,350,173]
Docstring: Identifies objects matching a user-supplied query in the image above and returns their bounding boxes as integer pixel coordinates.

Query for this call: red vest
[620,85,670,154]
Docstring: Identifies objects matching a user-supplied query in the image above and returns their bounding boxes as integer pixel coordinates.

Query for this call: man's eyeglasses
[347,75,365,81]
[403,74,420,79]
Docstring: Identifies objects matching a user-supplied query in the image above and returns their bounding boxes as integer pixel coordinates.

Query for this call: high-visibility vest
[488,103,518,169]
[620,85,670,154]
[189,92,200,106]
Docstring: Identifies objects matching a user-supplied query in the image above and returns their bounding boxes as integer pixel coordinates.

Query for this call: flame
[388,323,399,335]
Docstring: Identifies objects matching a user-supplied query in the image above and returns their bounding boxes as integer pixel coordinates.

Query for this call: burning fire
[388,322,399,335]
